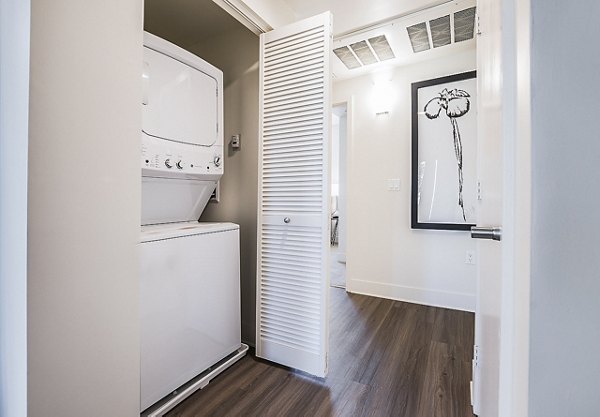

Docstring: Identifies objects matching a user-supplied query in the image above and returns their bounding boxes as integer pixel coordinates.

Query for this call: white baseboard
[348,279,475,312]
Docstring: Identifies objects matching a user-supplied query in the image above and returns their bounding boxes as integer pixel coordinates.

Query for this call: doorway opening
[330,103,348,289]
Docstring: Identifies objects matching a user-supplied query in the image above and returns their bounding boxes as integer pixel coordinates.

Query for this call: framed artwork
[411,71,477,231]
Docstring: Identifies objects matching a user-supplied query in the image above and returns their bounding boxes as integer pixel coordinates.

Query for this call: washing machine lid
[142,46,219,147]
[140,222,239,243]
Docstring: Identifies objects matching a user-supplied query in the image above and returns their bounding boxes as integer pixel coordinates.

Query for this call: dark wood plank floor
[167,288,475,417]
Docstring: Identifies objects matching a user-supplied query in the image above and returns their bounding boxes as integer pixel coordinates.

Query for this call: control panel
[142,133,223,179]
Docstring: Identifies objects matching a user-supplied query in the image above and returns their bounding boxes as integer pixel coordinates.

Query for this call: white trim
[0,0,30,415]
[332,97,354,294]
[349,279,476,312]
[498,0,531,415]
[212,0,271,34]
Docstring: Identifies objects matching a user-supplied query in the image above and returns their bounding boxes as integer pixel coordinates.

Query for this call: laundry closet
[141,0,261,413]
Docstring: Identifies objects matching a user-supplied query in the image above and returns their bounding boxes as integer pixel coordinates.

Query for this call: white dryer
[141,32,223,225]
[139,32,246,415]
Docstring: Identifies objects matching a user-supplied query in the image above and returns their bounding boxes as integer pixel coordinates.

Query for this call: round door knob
[164,158,173,169]
[176,160,183,169]
[283,217,291,224]
[213,155,222,167]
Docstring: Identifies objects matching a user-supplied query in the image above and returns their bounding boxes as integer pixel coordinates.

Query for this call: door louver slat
[264,28,324,55]
[263,110,323,125]
[265,68,323,86]
[264,40,325,65]
[265,26,324,48]
[264,76,324,95]
[264,153,322,163]
[264,84,323,103]
[264,96,323,111]
[265,53,324,74]
[263,136,322,146]
[264,147,321,159]
[264,61,325,83]
[265,67,324,88]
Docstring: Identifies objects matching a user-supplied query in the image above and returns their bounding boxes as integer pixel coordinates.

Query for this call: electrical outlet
[465,250,476,265]
[386,179,401,191]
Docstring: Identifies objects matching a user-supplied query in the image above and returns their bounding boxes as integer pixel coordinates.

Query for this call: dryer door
[142,46,218,147]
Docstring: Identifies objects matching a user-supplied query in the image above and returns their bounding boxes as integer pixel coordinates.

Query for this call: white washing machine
[140,222,242,412]
[139,33,247,415]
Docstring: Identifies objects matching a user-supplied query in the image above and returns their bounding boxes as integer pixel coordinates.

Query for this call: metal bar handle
[471,226,502,241]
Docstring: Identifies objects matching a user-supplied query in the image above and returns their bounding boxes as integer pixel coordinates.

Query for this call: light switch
[231,134,241,149]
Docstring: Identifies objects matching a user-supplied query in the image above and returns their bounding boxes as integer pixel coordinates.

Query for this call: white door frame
[475,0,531,415]
[497,0,531,415]
[331,97,354,293]
[0,0,30,416]
[331,98,352,291]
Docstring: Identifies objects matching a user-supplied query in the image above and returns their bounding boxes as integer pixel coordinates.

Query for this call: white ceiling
[280,0,453,36]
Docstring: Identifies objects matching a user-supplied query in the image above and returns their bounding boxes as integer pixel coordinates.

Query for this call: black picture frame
[411,70,477,231]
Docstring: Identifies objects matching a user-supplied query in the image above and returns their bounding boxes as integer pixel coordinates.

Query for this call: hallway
[168,288,475,417]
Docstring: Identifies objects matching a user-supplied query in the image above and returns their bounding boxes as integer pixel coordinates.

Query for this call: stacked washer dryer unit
[140,32,247,415]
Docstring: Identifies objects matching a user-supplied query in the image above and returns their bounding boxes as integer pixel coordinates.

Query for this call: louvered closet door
[256,12,332,377]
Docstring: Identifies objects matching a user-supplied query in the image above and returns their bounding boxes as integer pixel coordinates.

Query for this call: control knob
[176,160,183,170]
[213,155,222,167]
[164,159,173,169]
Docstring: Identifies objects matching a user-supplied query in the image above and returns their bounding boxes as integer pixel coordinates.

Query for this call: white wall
[0,1,30,416]
[27,0,143,415]
[529,1,600,416]
[334,49,477,311]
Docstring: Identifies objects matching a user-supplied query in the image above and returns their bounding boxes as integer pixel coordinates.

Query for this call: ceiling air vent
[429,15,451,48]
[368,35,395,61]
[333,35,396,70]
[454,7,476,42]
[407,22,430,53]
[333,46,362,69]
[350,41,378,65]
[407,7,476,53]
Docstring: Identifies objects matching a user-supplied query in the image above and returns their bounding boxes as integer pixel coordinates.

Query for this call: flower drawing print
[424,88,471,221]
